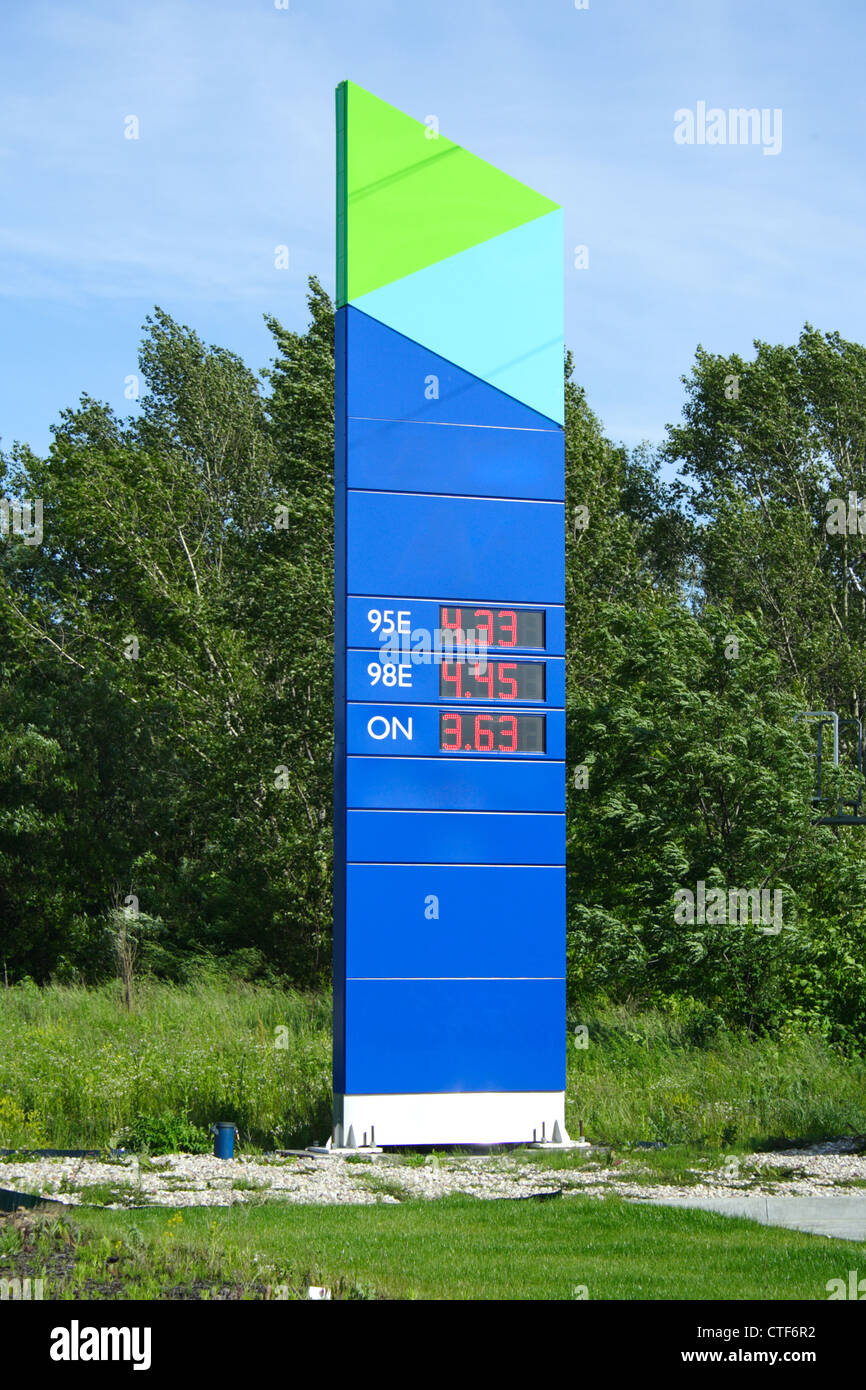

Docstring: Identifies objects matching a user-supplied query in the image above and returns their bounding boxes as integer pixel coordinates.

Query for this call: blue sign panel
[334,81,565,1146]
[345,865,565,978]
[345,810,565,866]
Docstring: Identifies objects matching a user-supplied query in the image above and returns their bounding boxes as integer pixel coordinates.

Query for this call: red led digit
[499,714,518,751]
[441,714,461,749]
[473,661,493,698]
[473,609,494,644]
[474,714,494,750]
[441,662,462,697]
[498,663,517,699]
[498,610,517,646]
[441,607,462,632]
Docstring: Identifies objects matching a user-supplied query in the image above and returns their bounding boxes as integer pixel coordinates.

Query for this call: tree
[664,326,866,715]
[0,282,336,983]
[567,600,866,1036]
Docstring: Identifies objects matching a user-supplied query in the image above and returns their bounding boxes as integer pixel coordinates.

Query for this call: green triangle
[337,81,559,306]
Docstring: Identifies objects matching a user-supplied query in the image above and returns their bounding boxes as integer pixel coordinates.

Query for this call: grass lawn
[3,1195,864,1301]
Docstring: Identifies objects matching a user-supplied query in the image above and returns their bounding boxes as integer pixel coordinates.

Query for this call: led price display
[439,606,545,649]
[439,660,545,701]
[439,712,546,753]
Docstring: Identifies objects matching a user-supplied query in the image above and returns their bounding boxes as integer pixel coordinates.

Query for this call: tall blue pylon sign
[333,81,566,1145]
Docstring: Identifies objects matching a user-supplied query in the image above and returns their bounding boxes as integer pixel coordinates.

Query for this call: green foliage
[115,1113,212,1155]
[559,324,866,1040]
[51,1194,866,1302]
[0,282,335,985]
[0,980,332,1151]
[566,600,866,1034]
[0,1095,47,1149]
[1,982,861,1159]
[566,1000,866,1147]
[664,324,866,711]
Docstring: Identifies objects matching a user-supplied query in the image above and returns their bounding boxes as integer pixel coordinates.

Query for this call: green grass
[2,981,866,1154]
[0,978,331,1150]
[566,1001,866,1147]
[3,1197,864,1301]
[351,1172,413,1202]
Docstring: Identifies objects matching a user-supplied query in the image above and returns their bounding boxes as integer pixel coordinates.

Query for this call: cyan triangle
[345,307,561,430]
[351,210,564,426]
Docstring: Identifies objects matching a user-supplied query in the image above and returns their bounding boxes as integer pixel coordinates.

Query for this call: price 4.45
[439,661,544,701]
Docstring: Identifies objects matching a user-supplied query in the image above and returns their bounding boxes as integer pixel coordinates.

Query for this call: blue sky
[2,0,865,458]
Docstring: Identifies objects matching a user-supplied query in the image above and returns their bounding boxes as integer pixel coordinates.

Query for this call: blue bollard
[212,1122,236,1160]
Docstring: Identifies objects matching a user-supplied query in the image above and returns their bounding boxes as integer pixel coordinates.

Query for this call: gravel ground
[2,1139,865,1209]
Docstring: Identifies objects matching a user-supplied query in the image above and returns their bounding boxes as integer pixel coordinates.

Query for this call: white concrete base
[528,1138,591,1151]
[333,1092,568,1147]
[306,1140,383,1156]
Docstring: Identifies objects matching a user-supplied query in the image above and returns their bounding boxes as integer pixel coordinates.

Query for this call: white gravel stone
[1,1138,864,1209]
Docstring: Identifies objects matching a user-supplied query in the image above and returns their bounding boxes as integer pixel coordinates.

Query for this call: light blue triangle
[351,210,564,426]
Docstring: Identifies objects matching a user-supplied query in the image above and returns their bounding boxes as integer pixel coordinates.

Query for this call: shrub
[115,1113,212,1155]
[0,1094,48,1149]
